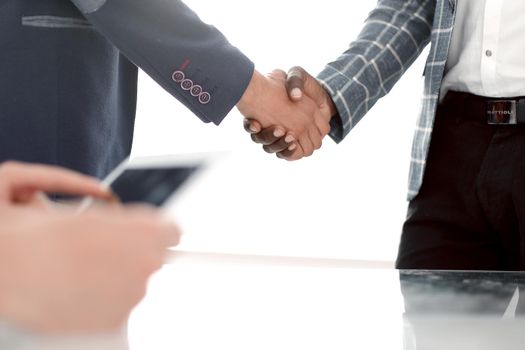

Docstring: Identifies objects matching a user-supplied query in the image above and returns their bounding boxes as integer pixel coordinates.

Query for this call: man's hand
[0,206,180,333]
[286,66,337,116]
[0,161,115,210]
[244,66,337,160]
[237,69,331,158]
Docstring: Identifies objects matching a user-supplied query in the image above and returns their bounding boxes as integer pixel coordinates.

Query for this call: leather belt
[443,91,525,125]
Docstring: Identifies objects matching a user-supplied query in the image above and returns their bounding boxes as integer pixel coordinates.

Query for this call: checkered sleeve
[318,0,436,142]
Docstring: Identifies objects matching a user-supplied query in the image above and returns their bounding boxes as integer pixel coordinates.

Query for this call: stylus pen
[75,158,131,214]
[74,193,120,214]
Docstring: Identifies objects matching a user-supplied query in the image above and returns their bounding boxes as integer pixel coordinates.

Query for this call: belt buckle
[486,100,517,124]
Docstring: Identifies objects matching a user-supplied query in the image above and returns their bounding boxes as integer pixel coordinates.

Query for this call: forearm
[71,0,254,124]
[318,0,436,142]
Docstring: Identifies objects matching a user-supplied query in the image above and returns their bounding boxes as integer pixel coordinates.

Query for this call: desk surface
[128,254,525,350]
[3,254,525,350]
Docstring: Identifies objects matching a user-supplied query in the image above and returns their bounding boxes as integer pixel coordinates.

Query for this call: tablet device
[79,153,214,210]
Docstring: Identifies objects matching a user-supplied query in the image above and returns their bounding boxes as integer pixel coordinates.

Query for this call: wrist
[326,94,338,119]
[237,70,265,116]
[315,79,338,123]
[320,90,338,124]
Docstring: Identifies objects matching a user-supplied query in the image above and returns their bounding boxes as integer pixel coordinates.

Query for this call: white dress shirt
[441,0,525,99]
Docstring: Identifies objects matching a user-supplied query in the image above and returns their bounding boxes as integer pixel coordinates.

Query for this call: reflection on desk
[128,256,525,350]
[401,270,525,350]
[2,254,525,349]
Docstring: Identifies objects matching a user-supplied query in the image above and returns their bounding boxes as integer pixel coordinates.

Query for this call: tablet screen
[110,166,199,206]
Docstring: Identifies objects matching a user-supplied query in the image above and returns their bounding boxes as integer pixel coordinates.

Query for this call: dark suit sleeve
[70,0,254,125]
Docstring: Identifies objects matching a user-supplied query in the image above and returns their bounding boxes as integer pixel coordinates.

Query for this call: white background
[131,0,429,263]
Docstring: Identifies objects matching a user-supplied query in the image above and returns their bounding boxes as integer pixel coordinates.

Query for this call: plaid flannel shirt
[318,0,457,200]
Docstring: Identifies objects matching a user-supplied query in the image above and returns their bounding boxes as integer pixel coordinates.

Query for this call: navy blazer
[0,0,254,178]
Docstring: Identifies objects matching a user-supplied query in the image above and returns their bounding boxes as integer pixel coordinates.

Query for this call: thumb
[286,66,328,108]
[286,66,306,101]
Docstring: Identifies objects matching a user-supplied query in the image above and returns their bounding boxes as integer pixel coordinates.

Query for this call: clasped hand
[237,67,337,160]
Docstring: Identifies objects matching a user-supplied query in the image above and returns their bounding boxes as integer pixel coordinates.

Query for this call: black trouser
[397,91,525,270]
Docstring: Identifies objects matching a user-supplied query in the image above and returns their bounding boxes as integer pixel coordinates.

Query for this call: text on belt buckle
[486,100,517,124]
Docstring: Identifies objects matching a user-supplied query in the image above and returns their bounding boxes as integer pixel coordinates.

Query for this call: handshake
[236,67,338,160]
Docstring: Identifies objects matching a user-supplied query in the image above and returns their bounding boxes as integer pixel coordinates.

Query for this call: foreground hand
[237,69,331,158]
[0,206,180,332]
[245,66,337,160]
[0,161,115,210]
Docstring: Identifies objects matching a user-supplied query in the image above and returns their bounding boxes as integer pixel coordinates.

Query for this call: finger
[308,110,324,151]
[285,132,297,148]
[126,208,182,249]
[243,118,262,134]
[286,66,306,101]
[267,69,287,82]
[298,136,314,158]
[0,162,113,203]
[250,126,287,146]
[309,127,323,151]
[158,220,181,249]
[307,132,318,156]
[277,147,304,161]
[263,138,296,154]
[262,132,296,153]
[320,120,331,137]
